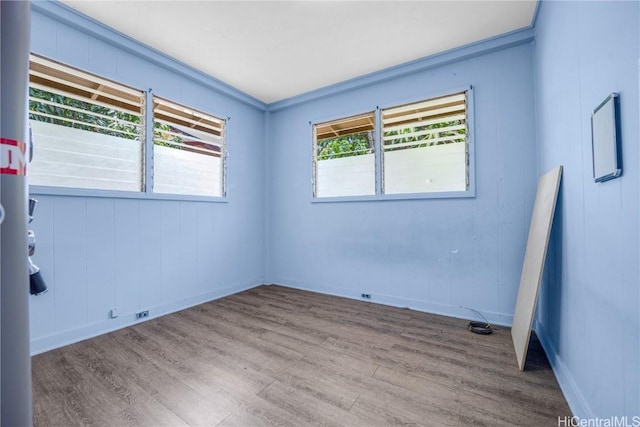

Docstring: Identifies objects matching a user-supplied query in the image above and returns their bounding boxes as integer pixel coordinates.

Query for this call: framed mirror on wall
[591,92,622,183]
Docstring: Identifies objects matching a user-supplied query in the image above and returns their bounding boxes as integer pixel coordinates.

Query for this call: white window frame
[311,86,475,202]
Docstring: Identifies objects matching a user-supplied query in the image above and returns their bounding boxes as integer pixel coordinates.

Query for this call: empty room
[1,0,638,426]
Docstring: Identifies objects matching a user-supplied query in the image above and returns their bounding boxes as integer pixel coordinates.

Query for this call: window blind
[28,54,145,192]
[152,97,226,197]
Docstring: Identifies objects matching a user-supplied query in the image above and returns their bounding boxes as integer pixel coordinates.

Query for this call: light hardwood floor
[32,285,571,426]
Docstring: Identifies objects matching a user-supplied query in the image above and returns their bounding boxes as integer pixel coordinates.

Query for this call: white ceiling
[61,1,537,104]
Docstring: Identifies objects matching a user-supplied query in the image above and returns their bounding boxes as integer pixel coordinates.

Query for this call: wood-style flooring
[32,285,571,426]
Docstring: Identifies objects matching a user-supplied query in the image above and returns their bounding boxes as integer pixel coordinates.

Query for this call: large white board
[512,165,562,371]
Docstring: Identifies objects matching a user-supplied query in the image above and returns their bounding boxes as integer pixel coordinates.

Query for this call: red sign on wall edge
[1,137,27,175]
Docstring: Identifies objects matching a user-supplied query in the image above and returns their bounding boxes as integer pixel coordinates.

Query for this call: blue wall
[28,3,267,353]
[27,1,640,419]
[266,40,538,326]
[534,0,639,419]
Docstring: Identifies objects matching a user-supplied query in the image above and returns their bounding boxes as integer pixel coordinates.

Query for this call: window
[153,97,226,197]
[381,91,468,194]
[313,112,376,197]
[311,90,471,199]
[28,54,145,192]
[27,54,227,199]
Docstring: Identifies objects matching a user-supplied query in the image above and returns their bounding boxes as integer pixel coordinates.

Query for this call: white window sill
[29,185,228,203]
[310,189,476,203]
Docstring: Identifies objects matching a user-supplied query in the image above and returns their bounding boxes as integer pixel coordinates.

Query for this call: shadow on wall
[539,181,564,344]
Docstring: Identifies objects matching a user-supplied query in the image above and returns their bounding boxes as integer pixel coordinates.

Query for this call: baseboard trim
[269,279,513,327]
[535,320,592,419]
[30,280,262,355]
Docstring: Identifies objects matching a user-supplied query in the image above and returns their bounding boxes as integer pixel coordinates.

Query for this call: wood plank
[218,395,312,427]
[257,380,366,426]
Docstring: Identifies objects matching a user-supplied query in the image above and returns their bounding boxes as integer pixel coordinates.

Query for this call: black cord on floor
[461,306,498,335]
[468,320,493,335]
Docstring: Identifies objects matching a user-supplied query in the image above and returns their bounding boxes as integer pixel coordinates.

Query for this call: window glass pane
[28,55,144,192]
[313,112,376,198]
[382,92,468,194]
[153,97,225,197]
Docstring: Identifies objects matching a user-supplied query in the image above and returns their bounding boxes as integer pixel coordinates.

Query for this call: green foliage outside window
[317,131,374,160]
[383,119,466,152]
[28,87,142,140]
[317,119,465,160]
[153,121,181,148]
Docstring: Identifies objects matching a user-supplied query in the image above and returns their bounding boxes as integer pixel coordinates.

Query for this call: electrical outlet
[135,310,149,320]
[361,293,372,299]
[110,308,119,319]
